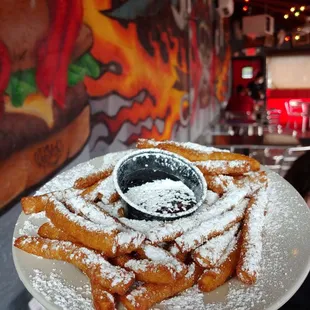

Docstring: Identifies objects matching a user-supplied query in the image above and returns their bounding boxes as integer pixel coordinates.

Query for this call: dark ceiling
[233,0,310,31]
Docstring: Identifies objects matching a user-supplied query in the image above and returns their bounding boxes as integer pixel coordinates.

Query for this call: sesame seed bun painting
[0,0,230,210]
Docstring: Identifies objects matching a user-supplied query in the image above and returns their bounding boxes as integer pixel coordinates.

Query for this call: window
[242,66,254,79]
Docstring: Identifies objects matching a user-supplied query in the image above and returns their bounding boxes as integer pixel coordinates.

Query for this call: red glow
[245,48,256,56]
[285,36,291,42]
[243,5,249,11]
[245,0,250,2]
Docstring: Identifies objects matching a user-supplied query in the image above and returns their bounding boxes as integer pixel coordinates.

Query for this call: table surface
[0,146,309,310]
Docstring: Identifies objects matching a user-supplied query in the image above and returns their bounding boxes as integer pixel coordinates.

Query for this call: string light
[243,5,248,12]
[300,6,305,12]
[295,35,300,40]
[290,7,296,12]
[295,11,300,17]
[284,14,289,19]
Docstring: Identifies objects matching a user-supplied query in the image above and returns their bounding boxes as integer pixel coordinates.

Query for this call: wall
[267,55,310,89]
[0,0,231,210]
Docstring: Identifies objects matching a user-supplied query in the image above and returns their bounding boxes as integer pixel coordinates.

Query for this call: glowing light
[290,7,296,12]
[295,35,300,40]
[245,0,250,2]
[243,5,248,12]
[300,6,305,11]
[295,11,300,17]
[284,36,290,42]
[284,14,289,19]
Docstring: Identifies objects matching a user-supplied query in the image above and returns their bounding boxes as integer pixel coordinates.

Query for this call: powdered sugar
[126,179,196,216]
[97,200,126,218]
[83,175,116,203]
[195,160,250,172]
[30,269,93,310]
[142,244,185,273]
[36,150,133,196]
[18,212,46,236]
[140,139,229,155]
[36,162,96,195]
[175,199,248,252]
[238,189,267,279]
[181,142,229,154]
[193,223,240,267]
[49,196,119,235]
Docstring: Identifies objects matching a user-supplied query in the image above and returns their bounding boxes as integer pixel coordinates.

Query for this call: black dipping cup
[113,149,207,221]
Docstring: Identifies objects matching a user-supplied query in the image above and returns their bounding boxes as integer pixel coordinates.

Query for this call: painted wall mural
[84,0,190,153]
[0,0,230,210]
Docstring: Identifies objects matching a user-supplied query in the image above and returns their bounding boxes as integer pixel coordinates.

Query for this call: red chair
[285,99,309,132]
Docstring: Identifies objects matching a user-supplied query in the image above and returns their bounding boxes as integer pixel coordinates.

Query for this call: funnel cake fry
[136,139,260,171]
[14,236,134,295]
[198,235,241,292]
[119,263,202,310]
[81,175,119,204]
[195,160,251,176]
[237,189,267,284]
[112,254,186,284]
[21,195,49,214]
[38,222,79,244]
[91,280,116,310]
[175,199,248,252]
[192,223,240,268]
[45,197,145,257]
[203,175,237,195]
[74,168,113,189]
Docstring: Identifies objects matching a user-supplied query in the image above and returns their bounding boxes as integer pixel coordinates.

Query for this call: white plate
[12,155,310,310]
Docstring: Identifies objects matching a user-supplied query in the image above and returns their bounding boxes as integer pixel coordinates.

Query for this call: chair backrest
[286,99,304,115]
[279,146,310,176]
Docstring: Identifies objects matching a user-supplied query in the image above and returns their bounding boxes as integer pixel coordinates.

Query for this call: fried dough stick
[38,222,79,244]
[198,236,241,292]
[237,189,267,284]
[45,198,145,257]
[113,244,187,284]
[80,175,119,204]
[22,176,121,215]
[195,160,251,176]
[74,150,134,189]
[136,243,187,276]
[90,281,116,310]
[175,199,248,252]
[112,254,186,284]
[136,139,260,171]
[14,236,134,295]
[21,195,49,214]
[119,263,202,310]
[203,175,237,195]
[192,223,240,268]
[74,168,113,189]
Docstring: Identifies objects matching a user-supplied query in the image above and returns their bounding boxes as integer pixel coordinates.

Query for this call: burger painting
[0,0,99,209]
